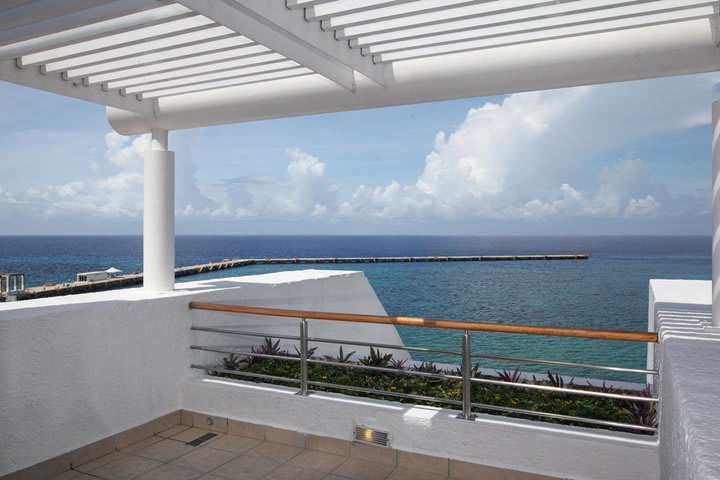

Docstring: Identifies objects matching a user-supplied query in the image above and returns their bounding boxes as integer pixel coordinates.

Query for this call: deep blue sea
[0,235,710,382]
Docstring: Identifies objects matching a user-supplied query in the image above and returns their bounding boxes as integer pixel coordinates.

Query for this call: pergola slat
[360,0,715,56]
[102,53,287,88]
[123,60,300,94]
[64,37,263,78]
[374,4,716,63]
[0,4,190,59]
[140,67,315,98]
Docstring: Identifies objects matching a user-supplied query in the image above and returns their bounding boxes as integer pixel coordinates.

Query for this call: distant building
[76,271,110,282]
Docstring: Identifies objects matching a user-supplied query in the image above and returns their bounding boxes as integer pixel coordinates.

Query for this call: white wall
[0,269,403,476]
[649,280,720,480]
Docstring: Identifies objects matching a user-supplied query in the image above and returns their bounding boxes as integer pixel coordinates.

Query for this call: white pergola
[1,1,720,322]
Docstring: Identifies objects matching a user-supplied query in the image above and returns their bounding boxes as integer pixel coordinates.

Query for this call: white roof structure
[1,0,719,134]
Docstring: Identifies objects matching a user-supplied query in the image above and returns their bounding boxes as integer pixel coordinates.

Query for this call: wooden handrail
[188,302,658,343]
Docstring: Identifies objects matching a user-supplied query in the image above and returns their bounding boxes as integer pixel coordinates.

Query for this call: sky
[0,72,718,236]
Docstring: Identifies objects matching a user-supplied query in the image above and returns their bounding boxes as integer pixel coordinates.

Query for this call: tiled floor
[47,426,459,480]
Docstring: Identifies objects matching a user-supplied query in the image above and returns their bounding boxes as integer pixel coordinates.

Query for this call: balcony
[2,269,716,480]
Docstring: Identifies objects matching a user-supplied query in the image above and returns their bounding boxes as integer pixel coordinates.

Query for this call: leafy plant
[497,367,525,383]
[221,353,242,370]
[412,361,443,374]
[259,337,286,356]
[359,347,394,367]
[389,357,408,370]
[622,385,657,433]
[324,346,356,363]
[546,371,573,388]
[293,345,319,358]
[450,363,480,378]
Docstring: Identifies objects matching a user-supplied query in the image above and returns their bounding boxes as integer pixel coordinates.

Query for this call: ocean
[0,235,710,382]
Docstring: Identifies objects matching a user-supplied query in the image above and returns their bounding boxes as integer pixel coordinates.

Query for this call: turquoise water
[0,235,710,382]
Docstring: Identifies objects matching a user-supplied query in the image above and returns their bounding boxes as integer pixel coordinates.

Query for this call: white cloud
[339,75,716,222]
[625,196,660,218]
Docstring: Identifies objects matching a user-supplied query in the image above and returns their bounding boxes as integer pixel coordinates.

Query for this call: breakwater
[5,254,589,301]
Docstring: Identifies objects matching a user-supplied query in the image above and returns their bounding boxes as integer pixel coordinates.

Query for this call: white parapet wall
[0,269,665,479]
[0,269,404,476]
[649,279,720,480]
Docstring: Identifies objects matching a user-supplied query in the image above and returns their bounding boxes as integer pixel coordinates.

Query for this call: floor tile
[387,468,448,480]
[47,471,83,480]
[210,454,281,480]
[197,476,227,480]
[136,464,202,480]
[321,476,353,480]
[172,427,218,444]
[287,450,346,473]
[261,464,325,480]
[206,435,262,454]
[157,425,191,438]
[171,446,237,473]
[120,436,164,454]
[90,455,163,480]
[132,438,195,462]
[74,452,125,473]
[331,458,395,480]
[245,441,303,462]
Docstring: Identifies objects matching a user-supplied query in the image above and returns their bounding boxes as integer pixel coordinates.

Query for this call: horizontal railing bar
[470,402,658,433]
[189,302,658,343]
[470,376,657,403]
[471,352,658,375]
[306,380,464,406]
[307,357,463,380]
[190,345,302,362]
[307,335,462,356]
[191,364,301,383]
[191,325,301,341]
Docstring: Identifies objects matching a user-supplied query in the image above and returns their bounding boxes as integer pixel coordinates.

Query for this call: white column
[143,128,175,292]
[713,102,720,327]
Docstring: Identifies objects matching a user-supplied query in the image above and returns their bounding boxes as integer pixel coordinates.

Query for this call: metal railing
[189,302,659,434]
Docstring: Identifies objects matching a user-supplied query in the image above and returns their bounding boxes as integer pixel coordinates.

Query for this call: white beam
[0,58,153,114]
[107,18,720,133]
[0,4,191,59]
[175,0,389,89]
[0,0,158,45]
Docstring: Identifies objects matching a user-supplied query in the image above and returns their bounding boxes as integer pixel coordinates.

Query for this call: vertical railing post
[298,318,309,396]
[457,329,475,420]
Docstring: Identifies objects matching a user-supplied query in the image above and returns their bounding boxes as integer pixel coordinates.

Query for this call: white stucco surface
[649,280,720,480]
[181,376,658,480]
[0,270,404,476]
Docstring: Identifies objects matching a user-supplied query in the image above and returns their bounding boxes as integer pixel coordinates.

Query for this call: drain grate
[353,425,389,447]
[186,432,217,446]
